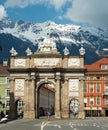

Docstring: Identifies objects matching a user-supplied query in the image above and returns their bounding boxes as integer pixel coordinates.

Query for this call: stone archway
[69,98,79,119]
[36,80,55,118]
[9,37,85,119]
[11,98,24,119]
[15,99,24,119]
[34,75,63,119]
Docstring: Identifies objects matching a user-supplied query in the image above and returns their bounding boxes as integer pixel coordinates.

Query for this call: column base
[55,111,61,119]
[24,110,36,119]
[78,111,85,119]
[61,110,69,118]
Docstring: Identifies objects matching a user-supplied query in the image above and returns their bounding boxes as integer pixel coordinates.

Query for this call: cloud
[48,0,71,10]
[0,5,7,20]
[4,0,108,27]
[4,0,71,10]
[4,0,35,8]
[64,0,108,27]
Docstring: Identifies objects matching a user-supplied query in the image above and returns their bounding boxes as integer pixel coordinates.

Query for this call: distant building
[0,59,10,115]
[84,58,108,117]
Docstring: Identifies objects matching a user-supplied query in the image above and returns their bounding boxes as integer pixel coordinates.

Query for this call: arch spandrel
[37,79,56,89]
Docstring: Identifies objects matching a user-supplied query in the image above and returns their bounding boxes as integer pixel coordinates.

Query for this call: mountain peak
[0,18,108,64]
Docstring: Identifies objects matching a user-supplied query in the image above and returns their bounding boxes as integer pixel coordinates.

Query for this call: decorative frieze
[69,79,79,91]
[69,79,79,97]
[34,58,59,67]
[15,59,26,67]
[68,58,80,67]
[15,79,24,91]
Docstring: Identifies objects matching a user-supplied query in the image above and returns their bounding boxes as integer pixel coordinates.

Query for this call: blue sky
[0,0,108,27]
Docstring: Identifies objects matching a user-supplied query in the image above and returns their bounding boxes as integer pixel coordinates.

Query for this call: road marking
[69,122,78,130]
[41,121,62,129]
[41,121,49,130]
[53,124,61,128]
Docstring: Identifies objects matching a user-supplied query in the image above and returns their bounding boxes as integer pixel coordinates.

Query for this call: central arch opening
[38,82,55,118]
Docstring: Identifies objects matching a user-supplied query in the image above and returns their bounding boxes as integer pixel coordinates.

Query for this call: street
[0,117,108,130]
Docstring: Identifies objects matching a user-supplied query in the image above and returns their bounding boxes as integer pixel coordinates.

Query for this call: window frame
[105,84,108,92]
[97,84,100,92]
[97,97,101,105]
[101,65,108,70]
[90,97,94,105]
[90,84,94,93]
[6,89,10,97]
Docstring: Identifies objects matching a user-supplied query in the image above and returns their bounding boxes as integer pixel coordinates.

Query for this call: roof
[84,58,108,71]
[0,65,10,75]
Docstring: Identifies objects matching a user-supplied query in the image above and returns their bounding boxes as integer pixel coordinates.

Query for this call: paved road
[0,117,108,130]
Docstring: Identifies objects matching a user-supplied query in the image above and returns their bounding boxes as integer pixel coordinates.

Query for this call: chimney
[3,58,8,66]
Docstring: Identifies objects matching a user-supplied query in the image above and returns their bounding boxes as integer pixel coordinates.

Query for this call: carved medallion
[15,59,26,67]
[68,58,80,66]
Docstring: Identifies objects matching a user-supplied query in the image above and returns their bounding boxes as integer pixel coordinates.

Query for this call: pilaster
[78,78,85,119]
[9,78,16,119]
[62,78,69,118]
[24,75,36,119]
[55,73,61,119]
[23,78,29,118]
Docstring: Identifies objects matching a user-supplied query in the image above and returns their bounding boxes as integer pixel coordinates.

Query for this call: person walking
[47,111,51,121]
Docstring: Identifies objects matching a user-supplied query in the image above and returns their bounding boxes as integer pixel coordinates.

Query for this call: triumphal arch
[9,38,85,119]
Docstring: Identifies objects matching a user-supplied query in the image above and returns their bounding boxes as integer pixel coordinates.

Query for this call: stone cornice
[33,52,62,58]
[8,67,86,74]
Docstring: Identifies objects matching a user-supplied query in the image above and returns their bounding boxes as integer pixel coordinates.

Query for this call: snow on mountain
[0,17,108,64]
[0,18,85,45]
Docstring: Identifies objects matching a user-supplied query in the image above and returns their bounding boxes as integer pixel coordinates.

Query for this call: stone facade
[9,38,85,119]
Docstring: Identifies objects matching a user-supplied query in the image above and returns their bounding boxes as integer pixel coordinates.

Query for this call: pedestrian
[47,111,51,121]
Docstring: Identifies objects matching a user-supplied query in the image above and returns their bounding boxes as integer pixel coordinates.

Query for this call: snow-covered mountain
[0,17,108,64]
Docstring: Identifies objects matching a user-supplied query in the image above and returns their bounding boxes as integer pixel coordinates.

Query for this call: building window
[6,100,10,107]
[97,97,100,105]
[101,65,108,70]
[105,84,108,92]
[105,98,108,105]
[104,76,108,80]
[7,78,10,83]
[90,84,94,92]
[6,89,10,97]
[90,98,94,105]
[18,100,23,108]
[97,84,100,92]
[90,76,94,80]
[83,84,87,92]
